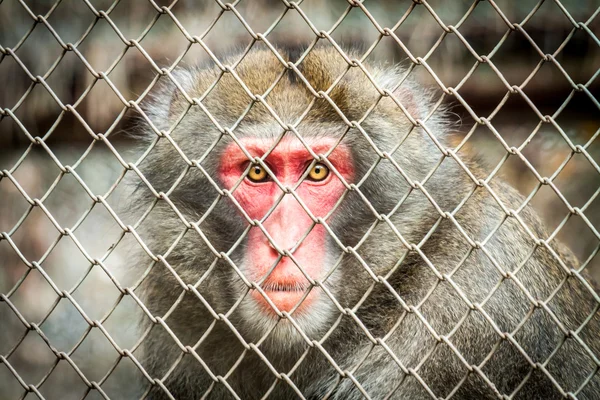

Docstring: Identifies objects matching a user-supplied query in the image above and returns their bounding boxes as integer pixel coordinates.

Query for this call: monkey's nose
[267,239,296,255]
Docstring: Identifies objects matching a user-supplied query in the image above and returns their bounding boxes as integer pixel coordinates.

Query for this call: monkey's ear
[374,66,425,123]
[390,83,424,124]
[141,68,198,134]
[167,69,198,121]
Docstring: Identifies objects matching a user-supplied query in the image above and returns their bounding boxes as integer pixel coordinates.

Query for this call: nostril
[267,240,285,255]
[267,240,297,255]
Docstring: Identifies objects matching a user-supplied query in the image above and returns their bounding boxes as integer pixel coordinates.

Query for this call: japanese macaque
[131,45,600,399]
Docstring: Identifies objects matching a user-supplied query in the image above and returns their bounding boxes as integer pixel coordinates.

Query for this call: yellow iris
[308,163,329,181]
[247,164,268,182]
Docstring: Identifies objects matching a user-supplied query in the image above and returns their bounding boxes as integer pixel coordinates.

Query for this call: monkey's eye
[307,163,329,182]
[247,164,269,182]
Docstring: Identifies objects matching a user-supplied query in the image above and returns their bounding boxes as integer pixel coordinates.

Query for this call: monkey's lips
[251,283,316,314]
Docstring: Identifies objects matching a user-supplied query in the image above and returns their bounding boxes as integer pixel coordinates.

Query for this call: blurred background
[1,0,599,399]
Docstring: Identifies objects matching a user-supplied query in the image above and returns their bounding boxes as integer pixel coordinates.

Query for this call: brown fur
[130,44,600,399]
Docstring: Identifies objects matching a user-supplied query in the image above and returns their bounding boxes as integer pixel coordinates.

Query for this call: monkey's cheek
[250,288,317,315]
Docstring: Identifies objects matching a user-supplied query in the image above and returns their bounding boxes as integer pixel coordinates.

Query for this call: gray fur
[129,44,600,399]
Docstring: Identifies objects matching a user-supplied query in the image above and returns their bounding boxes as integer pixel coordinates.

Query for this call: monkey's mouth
[252,282,315,314]
[262,283,307,292]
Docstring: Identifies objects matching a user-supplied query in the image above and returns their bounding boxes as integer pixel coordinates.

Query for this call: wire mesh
[1,1,600,399]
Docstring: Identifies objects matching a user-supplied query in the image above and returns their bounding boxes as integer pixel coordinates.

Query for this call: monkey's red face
[220,138,353,315]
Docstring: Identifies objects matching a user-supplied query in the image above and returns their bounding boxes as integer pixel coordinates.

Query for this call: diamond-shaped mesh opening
[2,1,600,399]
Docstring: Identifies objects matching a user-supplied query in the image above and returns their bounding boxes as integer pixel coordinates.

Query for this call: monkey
[128,44,600,400]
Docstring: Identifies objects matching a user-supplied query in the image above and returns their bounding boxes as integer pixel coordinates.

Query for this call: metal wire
[1,0,600,399]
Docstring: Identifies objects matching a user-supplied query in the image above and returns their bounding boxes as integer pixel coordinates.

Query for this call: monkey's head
[138,45,448,345]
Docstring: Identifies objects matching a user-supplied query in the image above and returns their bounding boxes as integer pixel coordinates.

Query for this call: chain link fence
[1,0,600,399]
